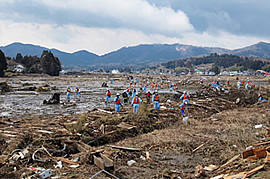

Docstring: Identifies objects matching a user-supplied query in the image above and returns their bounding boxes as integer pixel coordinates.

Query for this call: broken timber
[117,122,136,130]
[97,108,113,114]
[106,145,142,151]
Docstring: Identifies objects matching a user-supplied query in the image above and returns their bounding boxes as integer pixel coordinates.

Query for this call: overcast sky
[0,0,269,55]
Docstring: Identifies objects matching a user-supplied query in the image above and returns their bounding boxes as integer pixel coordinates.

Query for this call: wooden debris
[204,165,219,171]
[36,129,54,134]
[219,154,241,170]
[97,108,113,114]
[117,122,136,129]
[56,157,80,165]
[190,103,221,113]
[224,172,246,179]
[253,140,270,147]
[100,124,105,134]
[244,164,265,178]
[242,148,266,159]
[146,151,151,160]
[191,139,211,154]
[93,154,114,171]
[106,145,142,151]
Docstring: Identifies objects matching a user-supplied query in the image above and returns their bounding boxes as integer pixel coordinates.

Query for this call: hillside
[1,41,270,70]
[162,53,270,72]
[0,43,99,66]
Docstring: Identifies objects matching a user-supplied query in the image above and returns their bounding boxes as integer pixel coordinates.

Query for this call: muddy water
[0,76,128,120]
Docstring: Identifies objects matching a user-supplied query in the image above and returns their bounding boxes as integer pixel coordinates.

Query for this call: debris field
[0,74,270,179]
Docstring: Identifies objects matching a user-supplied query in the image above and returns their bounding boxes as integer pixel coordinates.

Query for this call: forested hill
[1,42,270,70]
[162,53,270,71]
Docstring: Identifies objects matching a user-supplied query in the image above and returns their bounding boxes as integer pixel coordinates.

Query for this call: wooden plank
[253,141,270,147]
[97,108,113,114]
[242,149,254,159]
[219,154,241,170]
[117,122,136,130]
[106,145,142,151]
[190,103,220,113]
[2,133,17,138]
[100,154,114,168]
[56,157,80,165]
[94,156,105,170]
[244,165,265,179]
[191,140,210,153]
[253,148,267,159]
[224,172,246,179]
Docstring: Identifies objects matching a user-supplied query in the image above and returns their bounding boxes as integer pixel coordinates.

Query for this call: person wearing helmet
[131,92,142,114]
[180,91,190,105]
[152,90,160,110]
[114,93,121,112]
[105,89,111,106]
[75,87,81,98]
[179,102,188,116]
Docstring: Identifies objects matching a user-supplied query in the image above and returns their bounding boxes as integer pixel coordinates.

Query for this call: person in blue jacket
[258,93,263,101]
[131,93,142,114]
[245,83,249,90]
[152,90,160,110]
[75,87,81,97]
[67,87,71,102]
[180,91,190,105]
[179,102,187,116]
[105,89,111,103]
[114,93,121,112]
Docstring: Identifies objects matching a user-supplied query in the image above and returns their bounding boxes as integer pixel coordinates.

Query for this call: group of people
[105,86,191,118]
[66,84,191,117]
[66,87,81,102]
[66,77,267,119]
[106,88,161,113]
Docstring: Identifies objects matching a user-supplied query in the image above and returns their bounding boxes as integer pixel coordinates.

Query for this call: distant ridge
[1,41,270,69]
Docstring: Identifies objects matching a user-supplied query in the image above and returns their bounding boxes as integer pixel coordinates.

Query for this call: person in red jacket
[132,93,142,114]
[114,93,122,112]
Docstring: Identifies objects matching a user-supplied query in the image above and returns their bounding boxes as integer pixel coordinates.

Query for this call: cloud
[0,0,194,36]
[148,0,270,37]
[0,0,269,55]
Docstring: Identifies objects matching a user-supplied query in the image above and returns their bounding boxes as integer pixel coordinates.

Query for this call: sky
[0,0,269,55]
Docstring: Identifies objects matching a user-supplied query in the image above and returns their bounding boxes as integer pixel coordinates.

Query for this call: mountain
[1,41,270,69]
[96,44,219,66]
[233,42,270,58]
[0,42,99,66]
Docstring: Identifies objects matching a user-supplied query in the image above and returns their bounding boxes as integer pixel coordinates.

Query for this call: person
[114,93,122,112]
[152,90,160,110]
[131,93,142,114]
[132,89,136,98]
[180,91,190,105]
[179,102,187,116]
[105,89,111,105]
[237,81,241,89]
[245,83,249,90]
[75,87,81,98]
[227,79,230,86]
[122,90,129,105]
[146,90,151,103]
[67,87,71,102]
[126,87,130,97]
[258,93,263,101]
